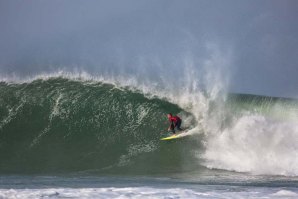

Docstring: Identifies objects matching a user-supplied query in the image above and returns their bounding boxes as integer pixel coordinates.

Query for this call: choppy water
[0,175,298,199]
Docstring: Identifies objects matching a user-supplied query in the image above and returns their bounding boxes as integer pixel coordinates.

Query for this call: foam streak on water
[1,186,298,199]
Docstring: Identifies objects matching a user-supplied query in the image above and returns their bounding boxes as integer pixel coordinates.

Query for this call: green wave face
[1,77,298,176]
[0,78,200,174]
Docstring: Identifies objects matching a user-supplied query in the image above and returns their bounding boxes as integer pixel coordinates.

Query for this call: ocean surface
[0,76,297,198]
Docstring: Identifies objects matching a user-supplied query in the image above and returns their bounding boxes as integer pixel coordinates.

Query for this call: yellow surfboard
[160,130,190,141]
[160,134,180,141]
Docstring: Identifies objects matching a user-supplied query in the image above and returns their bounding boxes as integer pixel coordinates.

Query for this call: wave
[0,77,197,174]
[0,75,298,176]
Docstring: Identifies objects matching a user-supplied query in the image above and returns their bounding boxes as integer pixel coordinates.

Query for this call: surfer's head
[167,113,172,119]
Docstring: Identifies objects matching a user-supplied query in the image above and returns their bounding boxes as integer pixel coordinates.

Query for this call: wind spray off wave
[0,70,298,177]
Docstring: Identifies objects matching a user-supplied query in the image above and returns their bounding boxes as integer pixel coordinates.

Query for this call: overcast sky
[0,0,297,98]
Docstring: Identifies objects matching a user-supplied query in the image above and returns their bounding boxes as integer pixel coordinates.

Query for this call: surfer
[167,113,182,134]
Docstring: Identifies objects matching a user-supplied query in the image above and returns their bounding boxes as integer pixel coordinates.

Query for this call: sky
[0,0,297,98]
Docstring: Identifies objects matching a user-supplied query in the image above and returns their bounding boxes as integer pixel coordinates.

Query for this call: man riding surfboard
[167,113,182,134]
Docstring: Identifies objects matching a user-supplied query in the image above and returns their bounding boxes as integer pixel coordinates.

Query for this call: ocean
[0,76,297,198]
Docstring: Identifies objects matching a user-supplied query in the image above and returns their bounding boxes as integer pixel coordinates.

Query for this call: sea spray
[1,71,298,176]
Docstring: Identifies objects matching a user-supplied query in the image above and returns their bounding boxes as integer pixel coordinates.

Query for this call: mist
[0,0,297,97]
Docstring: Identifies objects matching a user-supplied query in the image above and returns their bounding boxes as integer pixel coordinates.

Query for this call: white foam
[202,114,298,176]
[271,190,298,197]
[1,186,298,199]
[0,187,208,199]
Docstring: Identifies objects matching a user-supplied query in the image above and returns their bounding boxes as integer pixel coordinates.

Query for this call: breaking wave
[0,74,298,176]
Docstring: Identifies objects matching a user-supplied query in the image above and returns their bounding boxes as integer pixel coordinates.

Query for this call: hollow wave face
[0,77,197,174]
